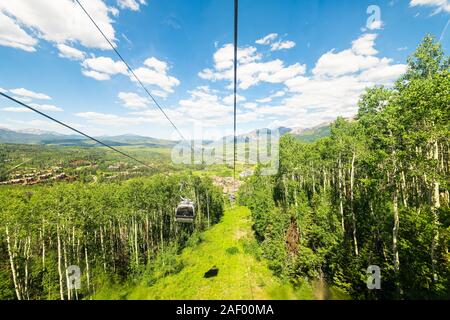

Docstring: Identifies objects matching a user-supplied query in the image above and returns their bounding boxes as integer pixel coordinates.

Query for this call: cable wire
[233,0,238,184]
[75,0,187,142]
[0,92,153,169]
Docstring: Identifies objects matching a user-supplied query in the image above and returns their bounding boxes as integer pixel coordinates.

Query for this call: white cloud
[9,88,51,100]
[210,44,262,71]
[243,102,258,110]
[0,11,38,52]
[367,19,384,30]
[0,0,117,50]
[75,111,171,127]
[223,94,246,105]
[352,33,378,56]
[144,57,168,73]
[359,63,408,84]
[272,34,406,128]
[199,43,305,89]
[81,70,111,81]
[173,86,257,128]
[117,0,147,11]
[270,40,296,51]
[2,103,62,112]
[150,90,169,98]
[12,96,32,103]
[0,87,6,93]
[313,34,381,77]
[29,103,63,112]
[256,90,285,103]
[256,33,278,45]
[255,33,296,51]
[75,111,145,126]
[2,107,31,113]
[118,92,149,109]
[5,118,84,134]
[81,56,128,80]
[191,32,407,131]
[132,57,180,93]
[177,87,232,126]
[57,44,86,61]
[410,0,450,13]
[80,55,179,94]
[313,49,380,77]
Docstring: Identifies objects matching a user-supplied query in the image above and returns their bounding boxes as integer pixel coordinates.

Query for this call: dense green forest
[239,36,450,299]
[0,174,223,300]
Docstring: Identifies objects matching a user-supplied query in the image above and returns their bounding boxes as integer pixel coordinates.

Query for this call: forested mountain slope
[238,35,450,299]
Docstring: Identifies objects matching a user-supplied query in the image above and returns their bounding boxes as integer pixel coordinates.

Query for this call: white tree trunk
[5,226,22,300]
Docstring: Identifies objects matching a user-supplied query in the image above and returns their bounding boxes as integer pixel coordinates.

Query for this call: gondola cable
[74,0,187,143]
[233,0,238,191]
[231,0,254,299]
[74,0,201,223]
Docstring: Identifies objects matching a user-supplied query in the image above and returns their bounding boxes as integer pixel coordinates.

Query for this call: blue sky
[0,0,449,139]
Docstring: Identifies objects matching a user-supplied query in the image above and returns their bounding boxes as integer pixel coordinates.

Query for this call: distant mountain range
[0,122,332,147]
[0,127,177,147]
[236,122,331,142]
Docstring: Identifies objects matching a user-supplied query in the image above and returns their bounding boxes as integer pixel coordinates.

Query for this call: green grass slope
[94,206,349,300]
[128,206,306,300]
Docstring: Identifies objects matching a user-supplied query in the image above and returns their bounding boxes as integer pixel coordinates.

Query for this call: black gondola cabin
[175,199,195,223]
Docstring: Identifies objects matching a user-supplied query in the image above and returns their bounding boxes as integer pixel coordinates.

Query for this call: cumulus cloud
[223,94,246,105]
[81,56,128,80]
[199,43,305,89]
[312,34,381,77]
[81,70,111,81]
[75,110,179,128]
[272,34,406,128]
[255,33,296,51]
[29,103,63,112]
[2,107,32,113]
[195,32,407,130]
[0,11,38,52]
[143,57,168,73]
[117,0,147,11]
[255,33,278,45]
[366,19,384,30]
[9,88,51,100]
[0,0,117,51]
[175,87,235,126]
[410,0,450,13]
[352,33,378,56]
[118,92,150,109]
[2,103,62,113]
[132,57,180,93]
[80,55,180,94]
[57,44,86,61]
[0,88,63,113]
[75,111,146,126]
[256,90,285,103]
[270,40,296,51]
